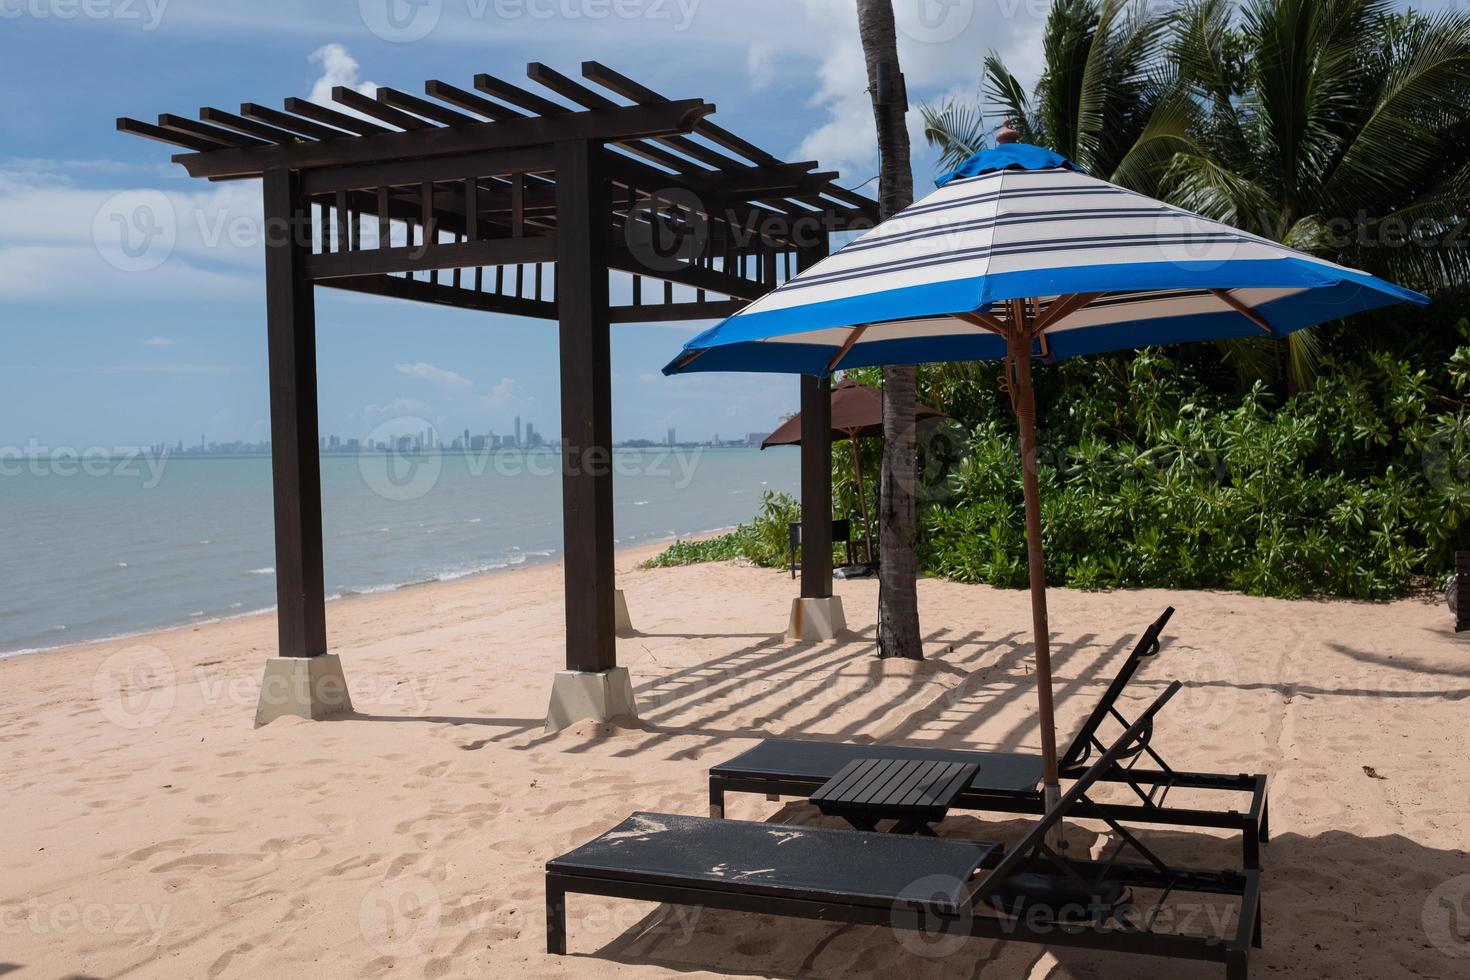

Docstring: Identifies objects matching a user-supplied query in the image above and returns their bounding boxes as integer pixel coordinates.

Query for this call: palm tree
[923,0,1470,389]
[858,0,924,659]
[922,0,1193,194]
[1165,0,1470,385]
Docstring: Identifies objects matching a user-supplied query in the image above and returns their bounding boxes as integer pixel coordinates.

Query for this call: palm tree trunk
[857,0,922,660]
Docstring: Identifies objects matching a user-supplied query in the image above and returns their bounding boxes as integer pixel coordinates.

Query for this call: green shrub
[644,491,800,570]
[653,308,1470,600]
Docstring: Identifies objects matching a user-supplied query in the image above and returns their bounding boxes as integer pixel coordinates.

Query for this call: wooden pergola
[119,61,875,726]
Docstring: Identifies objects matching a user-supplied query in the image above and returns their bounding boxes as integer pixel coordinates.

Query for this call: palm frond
[919,99,990,172]
[982,54,1037,142]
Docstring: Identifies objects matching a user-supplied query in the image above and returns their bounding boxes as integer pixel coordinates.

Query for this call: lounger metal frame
[708,607,1272,867]
[549,683,1263,979]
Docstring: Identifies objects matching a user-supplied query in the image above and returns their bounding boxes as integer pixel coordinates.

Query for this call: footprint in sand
[121,838,195,862]
[150,852,271,878]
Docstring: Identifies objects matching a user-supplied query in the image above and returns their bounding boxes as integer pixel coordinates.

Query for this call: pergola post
[117,61,875,729]
[254,166,351,726]
[545,138,637,732]
[788,235,845,641]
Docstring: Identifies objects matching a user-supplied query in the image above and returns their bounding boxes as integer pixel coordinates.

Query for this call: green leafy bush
[644,491,799,570]
[651,308,1470,600]
[913,316,1470,600]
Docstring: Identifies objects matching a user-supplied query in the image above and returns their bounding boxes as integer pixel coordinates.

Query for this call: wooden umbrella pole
[848,436,875,564]
[1006,322,1063,821]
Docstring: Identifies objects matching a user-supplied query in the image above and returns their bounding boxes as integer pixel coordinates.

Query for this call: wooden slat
[240,102,352,141]
[323,273,557,319]
[200,107,305,144]
[299,146,552,194]
[582,60,779,165]
[158,113,268,148]
[610,299,763,323]
[116,117,224,153]
[474,72,569,116]
[332,86,432,130]
[305,235,557,279]
[425,79,525,120]
[609,246,765,300]
[171,99,713,179]
[378,86,478,127]
[283,96,392,136]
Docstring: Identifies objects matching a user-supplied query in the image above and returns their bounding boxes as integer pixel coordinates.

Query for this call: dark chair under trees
[788,518,855,577]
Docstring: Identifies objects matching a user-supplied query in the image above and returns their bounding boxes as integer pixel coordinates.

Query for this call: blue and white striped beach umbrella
[663,136,1427,803]
[663,141,1428,377]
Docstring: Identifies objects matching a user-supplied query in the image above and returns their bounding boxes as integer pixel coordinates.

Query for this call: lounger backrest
[1057,606,1174,772]
[971,680,1183,904]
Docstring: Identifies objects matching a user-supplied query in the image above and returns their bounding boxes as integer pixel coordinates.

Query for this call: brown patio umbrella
[761,378,947,564]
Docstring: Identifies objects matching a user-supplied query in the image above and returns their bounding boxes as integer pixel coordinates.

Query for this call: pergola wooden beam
[118,62,874,724]
[323,273,558,320]
[171,99,714,179]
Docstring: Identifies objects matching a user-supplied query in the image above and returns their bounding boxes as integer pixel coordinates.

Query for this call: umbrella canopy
[663,135,1429,813]
[664,142,1428,377]
[760,378,947,448]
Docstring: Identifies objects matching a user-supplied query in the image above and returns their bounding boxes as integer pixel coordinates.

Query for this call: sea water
[0,448,796,656]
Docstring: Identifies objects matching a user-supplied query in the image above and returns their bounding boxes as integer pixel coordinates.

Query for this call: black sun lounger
[709,607,1271,867]
[548,682,1262,979]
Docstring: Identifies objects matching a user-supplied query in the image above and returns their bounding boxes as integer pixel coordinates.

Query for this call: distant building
[515,415,522,448]
[746,432,766,447]
[667,427,676,446]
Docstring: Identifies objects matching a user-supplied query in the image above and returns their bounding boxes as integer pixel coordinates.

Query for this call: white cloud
[141,336,175,348]
[395,361,472,390]
[308,43,376,105]
[747,41,778,90]
[483,377,522,405]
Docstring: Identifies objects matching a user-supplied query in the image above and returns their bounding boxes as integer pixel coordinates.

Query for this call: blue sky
[7,0,1348,449]
[2,0,1059,449]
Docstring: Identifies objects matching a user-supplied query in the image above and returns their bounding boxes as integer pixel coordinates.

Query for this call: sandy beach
[3,547,1468,979]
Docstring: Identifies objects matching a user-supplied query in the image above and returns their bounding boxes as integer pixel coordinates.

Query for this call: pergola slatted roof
[117,59,871,215]
[117,61,861,725]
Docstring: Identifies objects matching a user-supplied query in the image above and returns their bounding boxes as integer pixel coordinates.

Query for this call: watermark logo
[1152,210,1239,273]
[359,876,443,956]
[1424,874,1470,958]
[93,645,176,730]
[896,0,974,44]
[624,187,710,274]
[92,190,176,273]
[890,874,972,957]
[359,0,442,42]
[358,417,444,501]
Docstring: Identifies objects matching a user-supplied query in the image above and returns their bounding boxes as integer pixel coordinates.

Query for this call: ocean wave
[245,567,275,576]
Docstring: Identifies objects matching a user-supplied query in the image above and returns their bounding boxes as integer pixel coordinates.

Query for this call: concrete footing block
[787,596,846,642]
[254,654,353,727]
[545,667,639,733]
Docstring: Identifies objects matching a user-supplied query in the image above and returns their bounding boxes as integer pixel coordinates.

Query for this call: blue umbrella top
[664,142,1428,377]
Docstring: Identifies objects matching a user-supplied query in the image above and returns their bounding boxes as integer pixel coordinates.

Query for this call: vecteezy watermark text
[359,0,701,43]
[0,441,169,487]
[0,0,168,30]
